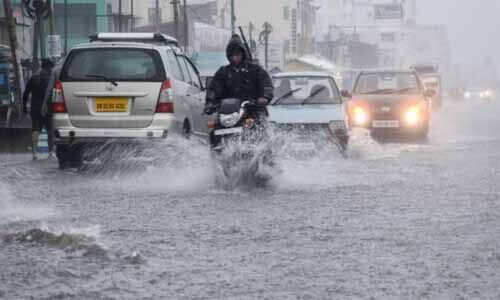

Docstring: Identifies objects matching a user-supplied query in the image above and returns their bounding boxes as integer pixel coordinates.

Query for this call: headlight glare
[405,107,420,125]
[353,107,368,125]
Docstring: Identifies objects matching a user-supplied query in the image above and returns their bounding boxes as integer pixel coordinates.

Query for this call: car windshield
[61,48,165,82]
[354,72,421,95]
[272,76,341,105]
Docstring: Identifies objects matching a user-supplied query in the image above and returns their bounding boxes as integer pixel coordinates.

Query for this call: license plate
[214,127,243,136]
[94,97,128,113]
[372,120,400,128]
[291,142,316,151]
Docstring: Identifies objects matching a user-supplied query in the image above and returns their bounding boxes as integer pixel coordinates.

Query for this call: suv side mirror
[341,90,352,98]
[425,89,436,98]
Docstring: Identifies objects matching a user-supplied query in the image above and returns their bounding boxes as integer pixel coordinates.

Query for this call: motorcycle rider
[204,34,274,117]
[204,35,274,151]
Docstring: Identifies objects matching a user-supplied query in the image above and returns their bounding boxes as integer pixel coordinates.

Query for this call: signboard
[47,35,62,58]
[374,4,403,20]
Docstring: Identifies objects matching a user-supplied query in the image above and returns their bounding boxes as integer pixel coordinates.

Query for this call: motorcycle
[207,98,274,187]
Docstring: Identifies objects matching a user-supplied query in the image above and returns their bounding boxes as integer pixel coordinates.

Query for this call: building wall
[1,0,108,55]
[323,0,450,71]
[126,0,174,28]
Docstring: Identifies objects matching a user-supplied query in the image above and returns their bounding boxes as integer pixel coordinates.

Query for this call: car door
[178,55,208,137]
[165,49,191,132]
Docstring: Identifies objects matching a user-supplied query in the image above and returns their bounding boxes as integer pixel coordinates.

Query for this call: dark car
[343,70,435,139]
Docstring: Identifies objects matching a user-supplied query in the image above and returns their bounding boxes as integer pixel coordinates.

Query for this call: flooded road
[1,100,500,299]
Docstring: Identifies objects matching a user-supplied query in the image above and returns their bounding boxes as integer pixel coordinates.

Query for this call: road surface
[1,99,500,299]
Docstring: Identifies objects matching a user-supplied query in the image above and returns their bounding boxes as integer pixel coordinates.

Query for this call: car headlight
[482,90,492,98]
[352,106,368,126]
[404,106,420,125]
[219,112,240,128]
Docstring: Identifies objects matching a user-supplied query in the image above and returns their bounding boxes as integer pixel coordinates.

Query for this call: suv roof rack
[89,32,178,46]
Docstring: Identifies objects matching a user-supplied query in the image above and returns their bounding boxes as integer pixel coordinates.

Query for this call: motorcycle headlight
[219,112,240,128]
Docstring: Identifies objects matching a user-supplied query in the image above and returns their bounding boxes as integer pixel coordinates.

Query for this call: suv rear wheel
[57,145,84,169]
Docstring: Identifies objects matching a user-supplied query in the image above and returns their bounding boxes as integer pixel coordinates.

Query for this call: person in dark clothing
[204,34,274,115]
[23,58,54,160]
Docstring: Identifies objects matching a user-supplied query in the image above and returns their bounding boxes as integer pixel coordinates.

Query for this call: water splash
[0,182,56,225]
[1,224,108,258]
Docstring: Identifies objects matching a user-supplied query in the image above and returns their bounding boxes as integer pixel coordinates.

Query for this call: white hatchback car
[269,72,349,153]
[52,33,206,168]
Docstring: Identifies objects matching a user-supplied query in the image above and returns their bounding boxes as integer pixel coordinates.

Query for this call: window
[283,6,290,20]
[61,48,165,82]
[183,57,202,89]
[148,7,161,25]
[166,50,184,81]
[178,55,192,83]
[381,33,396,42]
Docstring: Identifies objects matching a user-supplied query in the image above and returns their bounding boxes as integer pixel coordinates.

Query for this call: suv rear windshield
[61,48,165,82]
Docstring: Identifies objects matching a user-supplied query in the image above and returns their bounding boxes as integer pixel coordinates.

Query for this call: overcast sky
[417,0,500,68]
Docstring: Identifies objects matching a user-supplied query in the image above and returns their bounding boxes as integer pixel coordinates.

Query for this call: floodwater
[1,99,500,299]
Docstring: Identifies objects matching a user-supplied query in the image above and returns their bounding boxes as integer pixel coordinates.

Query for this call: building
[320,0,450,74]
[212,0,318,70]
[123,0,173,29]
[1,0,111,54]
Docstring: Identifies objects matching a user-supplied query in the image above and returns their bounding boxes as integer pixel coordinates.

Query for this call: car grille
[275,123,329,134]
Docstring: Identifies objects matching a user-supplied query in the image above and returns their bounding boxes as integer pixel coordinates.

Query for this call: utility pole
[64,0,68,55]
[2,0,23,123]
[118,0,122,32]
[172,0,180,40]
[183,0,188,51]
[155,0,160,32]
[230,0,235,34]
[48,0,55,35]
[130,0,134,32]
[118,0,123,32]
[259,22,272,70]
[248,22,255,55]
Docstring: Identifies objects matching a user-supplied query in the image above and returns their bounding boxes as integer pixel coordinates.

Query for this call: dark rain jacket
[23,69,52,117]
[205,35,274,110]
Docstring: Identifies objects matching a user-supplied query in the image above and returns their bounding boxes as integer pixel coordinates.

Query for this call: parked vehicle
[269,72,349,154]
[346,70,434,139]
[52,33,206,169]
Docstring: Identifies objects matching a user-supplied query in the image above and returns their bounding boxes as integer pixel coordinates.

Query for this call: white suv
[52,33,205,169]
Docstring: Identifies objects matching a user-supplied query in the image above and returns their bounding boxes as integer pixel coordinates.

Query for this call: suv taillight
[51,80,67,113]
[156,80,174,113]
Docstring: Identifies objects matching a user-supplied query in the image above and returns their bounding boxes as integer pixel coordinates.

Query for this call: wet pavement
[1,99,500,299]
